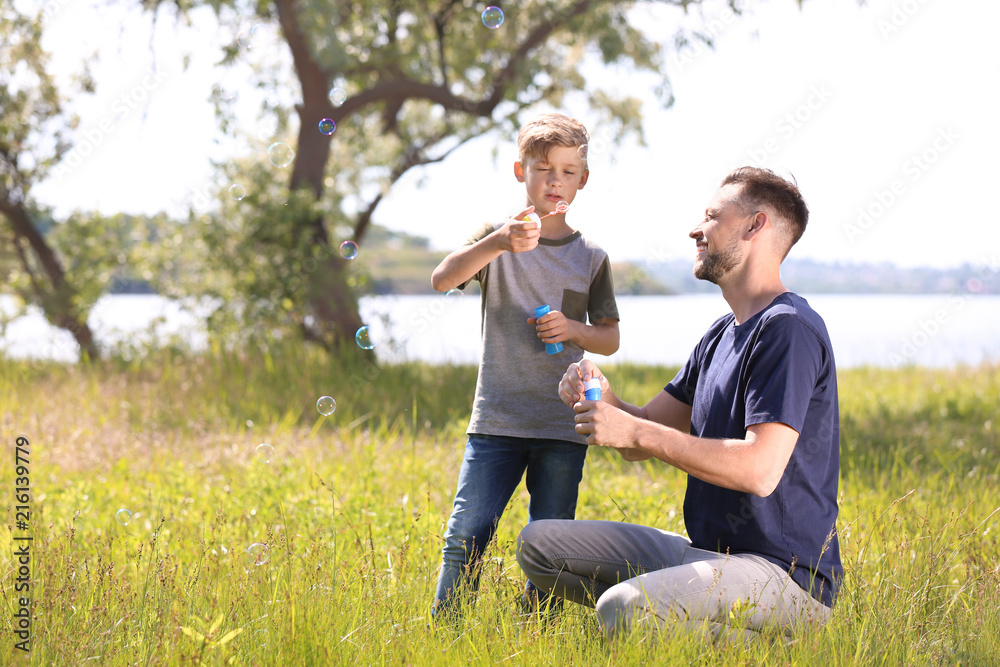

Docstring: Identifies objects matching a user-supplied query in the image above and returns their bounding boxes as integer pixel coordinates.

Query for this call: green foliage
[139,0,700,347]
[1,358,997,664]
[0,7,83,199]
[0,4,105,356]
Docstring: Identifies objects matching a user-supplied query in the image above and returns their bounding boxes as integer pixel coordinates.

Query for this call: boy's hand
[495,207,540,253]
[558,360,609,407]
[528,309,574,346]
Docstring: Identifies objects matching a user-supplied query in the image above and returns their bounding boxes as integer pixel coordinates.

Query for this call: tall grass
[1,346,997,665]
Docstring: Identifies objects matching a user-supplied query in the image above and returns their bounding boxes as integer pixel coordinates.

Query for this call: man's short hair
[517,113,590,164]
[722,167,809,257]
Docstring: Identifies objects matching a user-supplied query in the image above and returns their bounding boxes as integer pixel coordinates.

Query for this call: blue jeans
[433,433,588,613]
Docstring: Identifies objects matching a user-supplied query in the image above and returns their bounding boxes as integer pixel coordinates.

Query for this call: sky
[29,0,1000,270]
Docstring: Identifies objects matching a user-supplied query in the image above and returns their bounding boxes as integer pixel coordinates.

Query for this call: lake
[2,293,999,369]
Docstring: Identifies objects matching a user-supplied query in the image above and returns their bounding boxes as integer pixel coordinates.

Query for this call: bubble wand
[539,200,571,219]
[522,200,570,226]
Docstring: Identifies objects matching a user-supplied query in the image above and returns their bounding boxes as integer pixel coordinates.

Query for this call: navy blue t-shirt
[665,292,842,607]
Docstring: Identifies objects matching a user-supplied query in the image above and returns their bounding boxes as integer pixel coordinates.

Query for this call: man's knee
[516,522,544,574]
[595,582,645,638]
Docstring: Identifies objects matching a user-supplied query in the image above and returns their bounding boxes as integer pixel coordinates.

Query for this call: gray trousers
[517,519,831,640]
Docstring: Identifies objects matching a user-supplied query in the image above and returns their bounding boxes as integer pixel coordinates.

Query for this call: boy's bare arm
[431,236,505,292]
[431,214,539,292]
[570,318,620,356]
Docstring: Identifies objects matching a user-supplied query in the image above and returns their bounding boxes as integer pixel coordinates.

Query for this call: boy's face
[513,145,589,217]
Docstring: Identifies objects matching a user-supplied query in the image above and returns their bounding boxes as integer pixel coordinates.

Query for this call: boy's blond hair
[517,113,589,164]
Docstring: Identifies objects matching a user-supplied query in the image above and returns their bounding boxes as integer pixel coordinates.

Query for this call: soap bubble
[238,23,264,49]
[446,288,462,297]
[267,142,295,168]
[246,542,269,566]
[340,240,359,260]
[229,184,246,201]
[555,200,570,213]
[329,87,347,106]
[481,6,504,29]
[255,443,275,463]
[115,508,134,526]
[318,118,336,135]
[316,395,337,416]
[577,144,589,160]
[355,326,374,350]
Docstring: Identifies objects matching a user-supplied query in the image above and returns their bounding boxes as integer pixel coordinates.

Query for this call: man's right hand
[559,359,608,407]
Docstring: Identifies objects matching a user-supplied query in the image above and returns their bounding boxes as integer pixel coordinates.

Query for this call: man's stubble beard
[693,230,743,285]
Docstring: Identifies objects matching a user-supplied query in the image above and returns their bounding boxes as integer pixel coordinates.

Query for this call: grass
[1,345,998,665]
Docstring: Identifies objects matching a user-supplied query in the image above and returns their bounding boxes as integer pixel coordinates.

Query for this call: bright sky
[31,0,1000,269]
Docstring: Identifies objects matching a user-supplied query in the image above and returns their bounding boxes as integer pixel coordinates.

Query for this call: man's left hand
[573,401,651,461]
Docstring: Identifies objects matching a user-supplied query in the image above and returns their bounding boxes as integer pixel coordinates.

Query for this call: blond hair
[517,113,589,164]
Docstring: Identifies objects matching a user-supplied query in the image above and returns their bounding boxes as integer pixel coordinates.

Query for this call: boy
[429,113,620,615]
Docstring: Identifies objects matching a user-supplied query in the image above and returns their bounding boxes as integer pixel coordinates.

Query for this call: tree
[142,0,725,349]
[0,6,102,359]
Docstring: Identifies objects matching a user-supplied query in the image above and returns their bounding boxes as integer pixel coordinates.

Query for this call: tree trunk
[0,199,100,360]
[276,0,366,347]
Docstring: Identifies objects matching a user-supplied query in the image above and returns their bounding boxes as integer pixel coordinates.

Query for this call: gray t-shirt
[460,222,619,443]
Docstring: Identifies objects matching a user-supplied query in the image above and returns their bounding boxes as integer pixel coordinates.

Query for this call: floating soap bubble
[577,144,589,160]
[237,23,265,49]
[115,508,134,526]
[229,184,246,201]
[340,240,359,260]
[481,6,504,29]
[318,118,336,135]
[267,142,295,168]
[355,326,375,350]
[255,443,275,463]
[266,92,280,107]
[329,87,347,107]
[446,288,462,297]
[246,542,269,566]
[316,395,337,416]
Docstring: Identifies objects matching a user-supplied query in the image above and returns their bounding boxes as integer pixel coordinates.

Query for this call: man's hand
[558,360,608,407]
[573,400,651,461]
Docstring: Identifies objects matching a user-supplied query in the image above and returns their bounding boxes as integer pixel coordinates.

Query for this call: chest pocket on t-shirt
[560,289,589,323]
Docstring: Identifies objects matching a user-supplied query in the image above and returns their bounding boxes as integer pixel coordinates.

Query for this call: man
[516,167,842,641]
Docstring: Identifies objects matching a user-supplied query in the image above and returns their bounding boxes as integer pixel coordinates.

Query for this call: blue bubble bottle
[584,377,602,401]
[533,304,563,354]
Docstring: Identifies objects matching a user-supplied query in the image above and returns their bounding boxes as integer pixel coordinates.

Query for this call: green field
[1,348,998,665]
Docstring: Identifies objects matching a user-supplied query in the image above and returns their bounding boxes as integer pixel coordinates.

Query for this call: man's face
[689,185,746,285]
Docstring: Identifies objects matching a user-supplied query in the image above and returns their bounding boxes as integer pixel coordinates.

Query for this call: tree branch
[484,0,596,109]
[352,123,494,243]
